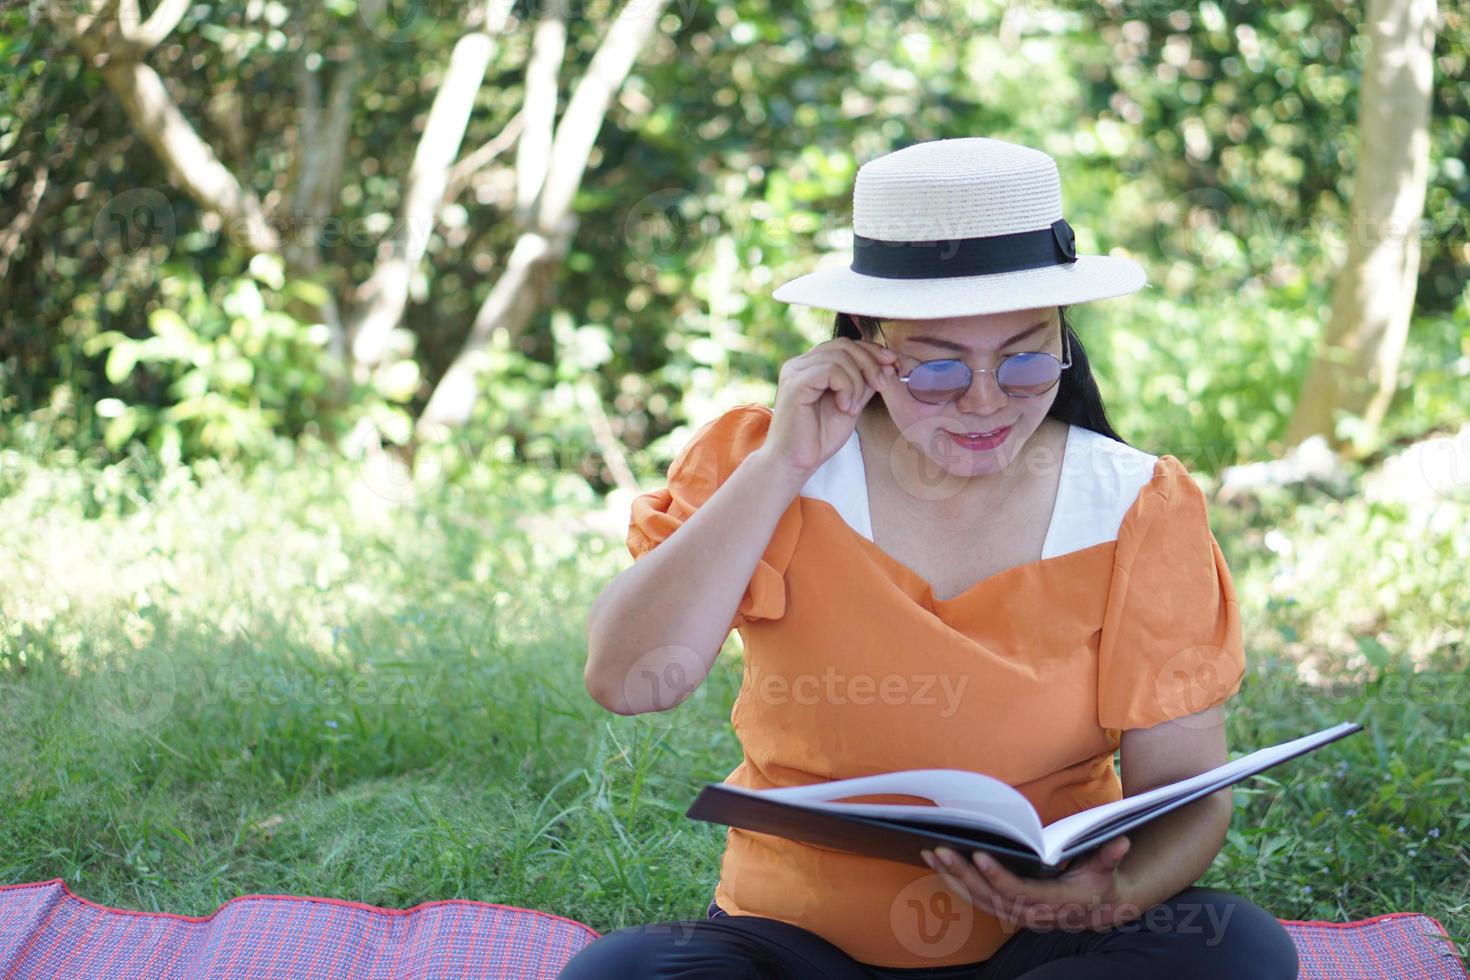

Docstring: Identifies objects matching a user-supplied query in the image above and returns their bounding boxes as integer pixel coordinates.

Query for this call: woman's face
[867,306,1064,482]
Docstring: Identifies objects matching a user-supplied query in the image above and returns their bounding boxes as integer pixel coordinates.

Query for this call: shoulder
[1065,424,1160,514]
[1064,426,1209,510]
[670,403,773,481]
[1068,424,1158,478]
[686,403,772,446]
[1046,425,1159,556]
[1054,430,1222,585]
[1112,448,1215,555]
[1132,455,1206,513]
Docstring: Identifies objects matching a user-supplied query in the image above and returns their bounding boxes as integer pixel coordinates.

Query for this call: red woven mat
[0,879,599,978]
[2,879,1465,978]
[1282,912,1467,980]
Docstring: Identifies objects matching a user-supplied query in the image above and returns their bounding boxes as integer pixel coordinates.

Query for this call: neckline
[848,421,1076,606]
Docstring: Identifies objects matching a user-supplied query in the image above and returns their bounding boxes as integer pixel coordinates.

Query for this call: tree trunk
[284,46,361,381]
[345,4,513,374]
[1284,0,1438,457]
[46,0,668,472]
[416,0,672,435]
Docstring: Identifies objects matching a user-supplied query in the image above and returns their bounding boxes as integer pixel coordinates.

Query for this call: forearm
[585,446,809,715]
[1115,788,1233,915]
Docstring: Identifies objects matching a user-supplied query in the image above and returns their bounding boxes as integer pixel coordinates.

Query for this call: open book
[687,721,1363,879]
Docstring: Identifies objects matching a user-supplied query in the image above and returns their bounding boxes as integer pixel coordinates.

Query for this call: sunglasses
[870,321,1072,404]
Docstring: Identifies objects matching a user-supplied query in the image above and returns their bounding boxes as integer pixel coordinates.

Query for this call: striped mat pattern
[2,879,1465,978]
[0,880,598,978]
[1281,913,1468,980]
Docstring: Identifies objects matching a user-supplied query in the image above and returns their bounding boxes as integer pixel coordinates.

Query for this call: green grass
[1,444,1466,961]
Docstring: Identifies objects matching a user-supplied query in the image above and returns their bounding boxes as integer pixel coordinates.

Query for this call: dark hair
[831,306,1130,446]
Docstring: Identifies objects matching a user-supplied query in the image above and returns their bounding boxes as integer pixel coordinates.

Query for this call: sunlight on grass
[1,447,1465,957]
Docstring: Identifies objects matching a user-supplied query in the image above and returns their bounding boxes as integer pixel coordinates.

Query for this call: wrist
[744,446,815,494]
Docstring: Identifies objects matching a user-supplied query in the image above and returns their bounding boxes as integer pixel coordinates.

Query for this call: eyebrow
[903,320,1049,354]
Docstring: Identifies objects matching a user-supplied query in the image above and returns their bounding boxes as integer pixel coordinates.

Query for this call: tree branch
[534,0,668,231]
[116,0,190,54]
[417,0,672,433]
[45,0,280,254]
[346,1,513,371]
[442,109,525,207]
[515,0,567,224]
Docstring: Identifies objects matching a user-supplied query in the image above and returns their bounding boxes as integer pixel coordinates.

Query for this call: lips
[947,425,1012,451]
[952,425,1011,438]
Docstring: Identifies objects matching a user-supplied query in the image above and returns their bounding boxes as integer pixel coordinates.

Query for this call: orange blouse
[626,403,1245,969]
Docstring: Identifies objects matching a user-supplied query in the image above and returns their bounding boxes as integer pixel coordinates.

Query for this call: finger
[817,338,887,396]
[787,360,862,411]
[793,355,863,412]
[799,352,876,414]
[1098,836,1130,870]
[933,849,1011,920]
[823,357,864,411]
[1070,837,1128,877]
[781,362,839,407]
[932,870,976,910]
[838,338,896,392]
[819,358,866,413]
[930,848,987,897]
[970,851,1022,892]
[970,852,1060,908]
[857,337,901,366]
[848,339,903,395]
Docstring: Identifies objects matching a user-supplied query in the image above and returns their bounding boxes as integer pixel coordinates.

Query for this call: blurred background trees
[1285,0,1439,455]
[3,0,1466,488]
[3,0,1468,935]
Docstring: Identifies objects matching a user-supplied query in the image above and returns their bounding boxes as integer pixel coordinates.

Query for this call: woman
[568,137,1299,978]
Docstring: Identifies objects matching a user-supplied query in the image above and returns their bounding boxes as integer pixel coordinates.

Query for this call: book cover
[687,721,1363,879]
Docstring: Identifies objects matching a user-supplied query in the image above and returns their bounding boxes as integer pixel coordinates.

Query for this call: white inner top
[798,423,1160,561]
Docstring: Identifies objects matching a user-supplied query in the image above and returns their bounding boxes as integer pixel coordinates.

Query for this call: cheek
[1004,399,1057,445]
[879,391,944,437]
[1019,397,1055,424]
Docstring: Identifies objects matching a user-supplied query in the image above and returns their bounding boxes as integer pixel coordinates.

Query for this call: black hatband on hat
[851,217,1078,280]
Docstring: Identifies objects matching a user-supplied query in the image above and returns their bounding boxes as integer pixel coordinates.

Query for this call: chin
[935,454,1009,477]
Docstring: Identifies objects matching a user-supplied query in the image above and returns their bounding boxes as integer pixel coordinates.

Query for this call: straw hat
[771,137,1149,320]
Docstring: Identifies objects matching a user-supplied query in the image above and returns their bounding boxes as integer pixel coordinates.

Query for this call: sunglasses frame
[865,317,1073,404]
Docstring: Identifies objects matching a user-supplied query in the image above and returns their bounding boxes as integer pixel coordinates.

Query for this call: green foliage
[1377,285,1470,447]
[1084,285,1321,468]
[4,2,1467,954]
[0,447,1465,949]
[4,1,1467,478]
[592,0,1470,481]
[81,258,341,463]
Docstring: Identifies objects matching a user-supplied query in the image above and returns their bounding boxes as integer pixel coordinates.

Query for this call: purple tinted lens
[996,353,1061,396]
[908,361,971,403]
[907,354,1063,402]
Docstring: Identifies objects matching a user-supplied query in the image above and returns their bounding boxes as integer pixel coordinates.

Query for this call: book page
[1036,722,1361,863]
[756,769,1045,853]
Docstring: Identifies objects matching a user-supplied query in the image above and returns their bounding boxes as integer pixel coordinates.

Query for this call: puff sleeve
[626,403,802,633]
[1096,455,1245,731]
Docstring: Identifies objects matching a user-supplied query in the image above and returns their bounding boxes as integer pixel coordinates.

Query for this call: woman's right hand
[756,337,900,478]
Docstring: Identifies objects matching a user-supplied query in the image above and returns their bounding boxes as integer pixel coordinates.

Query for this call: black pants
[557,886,1299,979]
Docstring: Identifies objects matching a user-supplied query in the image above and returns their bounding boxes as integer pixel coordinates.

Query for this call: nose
[954,364,1008,415]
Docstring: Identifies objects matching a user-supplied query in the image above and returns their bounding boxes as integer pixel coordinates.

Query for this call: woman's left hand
[921,837,1139,932]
